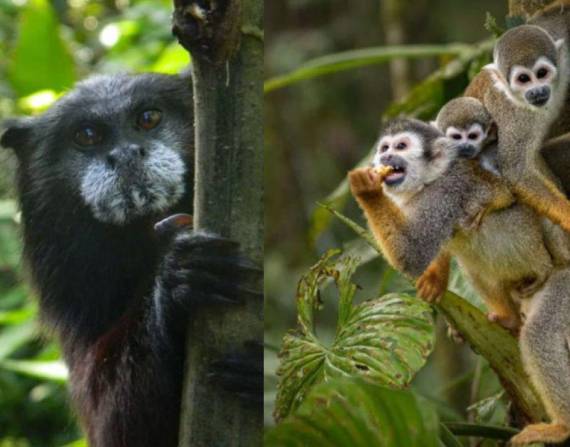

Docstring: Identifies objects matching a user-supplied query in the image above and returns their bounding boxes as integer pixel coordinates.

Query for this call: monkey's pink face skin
[508,57,558,107]
[445,123,486,159]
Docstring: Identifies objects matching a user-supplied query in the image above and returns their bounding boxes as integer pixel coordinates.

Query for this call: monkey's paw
[415,269,447,303]
[487,312,520,336]
[208,341,263,405]
[348,168,383,197]
[157,222,262,312]
[510,423,570,445]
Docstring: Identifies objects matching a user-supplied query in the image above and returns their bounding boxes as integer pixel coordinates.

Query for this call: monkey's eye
[137,109,162,130]
[536,67,549,79]
[74,126,102,147]
[395,142,407,150]
[468,132,480,140]
[451,133,462,140]
[517,73,531,84]
[380,144,389,152]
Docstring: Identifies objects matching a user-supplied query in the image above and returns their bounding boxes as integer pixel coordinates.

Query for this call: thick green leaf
[266,378,440,447]
[274,252,435,422]
[264,44,471,93]
[0,359,68,382]
[7,0,76,96]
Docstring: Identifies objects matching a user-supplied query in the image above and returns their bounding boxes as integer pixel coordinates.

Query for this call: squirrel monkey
[424,97,566,332]
[348,118,514,282]
[464,24,570,234]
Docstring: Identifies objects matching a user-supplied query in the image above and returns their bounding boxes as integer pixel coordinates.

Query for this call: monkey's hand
[155,217,262,319]
[348,167,384,198]
[415,254,450,303]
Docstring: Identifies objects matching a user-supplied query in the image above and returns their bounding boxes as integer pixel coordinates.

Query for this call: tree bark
[172,1,263,445]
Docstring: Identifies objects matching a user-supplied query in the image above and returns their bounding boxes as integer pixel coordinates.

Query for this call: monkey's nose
[525,86,550,107]
[106,144,147,168]
[380,154,393,164]
[457,144,477,159]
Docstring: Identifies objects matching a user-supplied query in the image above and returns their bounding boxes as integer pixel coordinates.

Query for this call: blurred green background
[265,0,516,443]
[0,0,188,445]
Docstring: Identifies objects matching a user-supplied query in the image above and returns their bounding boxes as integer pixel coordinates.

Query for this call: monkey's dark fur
[0,73,261,446]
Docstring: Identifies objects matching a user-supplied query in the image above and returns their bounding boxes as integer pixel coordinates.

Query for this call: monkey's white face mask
[373,131,453,201]
[80,142,186,225]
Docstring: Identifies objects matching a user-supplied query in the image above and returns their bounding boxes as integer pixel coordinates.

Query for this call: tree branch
[172,0,263,445]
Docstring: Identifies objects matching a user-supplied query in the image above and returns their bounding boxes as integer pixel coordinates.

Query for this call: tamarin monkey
[464,24,570,234]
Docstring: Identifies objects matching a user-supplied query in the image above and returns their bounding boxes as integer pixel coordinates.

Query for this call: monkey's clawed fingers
[415,272,445,303]
[208,341,263,405]
[348,168,383,196]
[158,228,262,310]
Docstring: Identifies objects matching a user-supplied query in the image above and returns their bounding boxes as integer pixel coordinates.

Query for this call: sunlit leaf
[0,359,68,382]
[267,378,440,447]
[7,0,76,96]
[0,320,37,361]
[151,42,191,74]
[274,252,435,422]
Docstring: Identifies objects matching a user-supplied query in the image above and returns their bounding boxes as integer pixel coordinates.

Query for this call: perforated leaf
[273,251,435,422]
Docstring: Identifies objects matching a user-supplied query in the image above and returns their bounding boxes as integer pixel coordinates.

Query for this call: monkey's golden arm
[484,80,570,232]
[415,251,450,303]
[348,167,410,273]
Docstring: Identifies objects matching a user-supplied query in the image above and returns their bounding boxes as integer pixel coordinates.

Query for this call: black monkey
[0,73,261,446]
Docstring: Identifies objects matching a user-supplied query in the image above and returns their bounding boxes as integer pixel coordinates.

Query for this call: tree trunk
[172,1,263,445]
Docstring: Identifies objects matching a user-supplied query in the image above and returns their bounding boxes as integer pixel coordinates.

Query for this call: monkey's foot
[348,168,383,197]
[208,341,263,404]
[487,312,520,336]
[415,269,447,303]
[459,207,486,232]
[510,423,570,445]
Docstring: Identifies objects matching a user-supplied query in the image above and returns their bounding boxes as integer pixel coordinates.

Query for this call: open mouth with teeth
[383,164,406,186]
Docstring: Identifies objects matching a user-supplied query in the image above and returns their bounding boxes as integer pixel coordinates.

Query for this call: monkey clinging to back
[0,73,262,447]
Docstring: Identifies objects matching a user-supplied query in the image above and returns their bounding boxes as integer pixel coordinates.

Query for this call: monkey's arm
[348,168,411,274]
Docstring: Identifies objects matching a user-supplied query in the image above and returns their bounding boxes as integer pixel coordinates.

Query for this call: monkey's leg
[468,273,521,333]
[513,269,570,445]
[415,252,451,303]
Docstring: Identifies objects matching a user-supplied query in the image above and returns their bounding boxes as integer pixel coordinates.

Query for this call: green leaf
[274,252,435,422]
[7,0,76,96]
[317,202,379,251]
[0,320,36,361]
[0,359,68,382]
[264,44,472,93]
[266,378,440,447]
[150,41,191,74]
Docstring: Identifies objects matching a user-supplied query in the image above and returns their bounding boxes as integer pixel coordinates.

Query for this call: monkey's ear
[0,119,33,154]
[556,38,566,52]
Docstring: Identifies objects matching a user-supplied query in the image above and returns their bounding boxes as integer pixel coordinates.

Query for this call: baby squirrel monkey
[422,97,564,333]
[348,118,514,282]
[465,23,570,234]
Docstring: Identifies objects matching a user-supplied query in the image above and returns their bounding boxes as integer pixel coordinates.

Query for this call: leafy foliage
[267,378,440,447]
[274,251,435,422]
